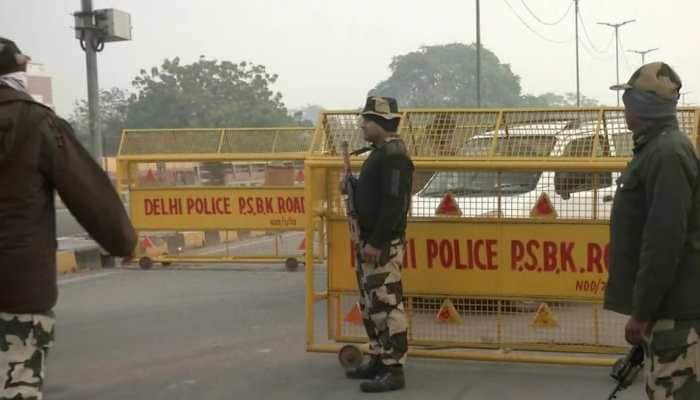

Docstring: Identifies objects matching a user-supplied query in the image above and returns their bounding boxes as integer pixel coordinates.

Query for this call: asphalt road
[45,266,643,400]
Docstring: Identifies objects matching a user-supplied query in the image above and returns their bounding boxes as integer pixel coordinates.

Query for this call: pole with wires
[504,0,582,105]
[476,0,481,108]
[574,0,580,107]
[597,19,636,106]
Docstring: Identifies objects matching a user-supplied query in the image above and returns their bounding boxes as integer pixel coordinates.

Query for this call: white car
[411,118,633,220]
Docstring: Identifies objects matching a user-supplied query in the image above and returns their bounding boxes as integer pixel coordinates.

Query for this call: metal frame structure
[116,126,321,267]
[304,107,700,366]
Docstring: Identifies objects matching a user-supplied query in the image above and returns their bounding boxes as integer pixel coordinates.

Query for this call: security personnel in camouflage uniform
[0,37,136,399]
[604,62,700,399]
[345,97,414,392]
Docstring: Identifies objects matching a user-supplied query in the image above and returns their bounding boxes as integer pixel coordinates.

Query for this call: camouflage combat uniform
[0,313,54,400]
[356,238,409,366]
[604,63,700,399]
[355,136,414,366]
[643,320,700,399]
[0,37,136,399]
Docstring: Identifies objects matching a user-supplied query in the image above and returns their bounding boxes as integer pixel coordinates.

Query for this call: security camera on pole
[73,1,132,164]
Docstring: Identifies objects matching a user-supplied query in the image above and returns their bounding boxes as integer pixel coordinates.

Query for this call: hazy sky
[2,0,698,118]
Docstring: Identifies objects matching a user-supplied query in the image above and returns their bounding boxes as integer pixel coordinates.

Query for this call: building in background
[26,63,53,108]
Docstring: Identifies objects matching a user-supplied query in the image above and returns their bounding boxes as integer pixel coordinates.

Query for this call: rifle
[608,345,644,399]
[341,141,363,268]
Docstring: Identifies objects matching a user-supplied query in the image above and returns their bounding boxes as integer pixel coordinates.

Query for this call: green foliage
[370,43,601,109]
[126,57,295,128]
[370,43,523,107]
[520,92,600,107]
[69,57,299,156]
[68,87,129,156]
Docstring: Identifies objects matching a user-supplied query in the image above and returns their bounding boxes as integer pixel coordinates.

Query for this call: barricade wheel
[285,257,299,271]
[338,345,363,370]
[139,257,153,270]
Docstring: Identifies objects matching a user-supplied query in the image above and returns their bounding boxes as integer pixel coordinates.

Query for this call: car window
[554,136,613,198]
[421,170,542,197]
[462,135,557,157]
[420,135,556,197]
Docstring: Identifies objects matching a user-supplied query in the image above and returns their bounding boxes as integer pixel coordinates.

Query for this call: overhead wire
[618,37,634,71]
[579,35,608,61]
[519,0,573,26]
[601,32,616,53]
[577,8,613,54]
[502,0,572,44]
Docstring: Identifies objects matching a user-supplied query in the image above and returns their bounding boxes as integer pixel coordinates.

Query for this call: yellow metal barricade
[117,127,323,269]
[305,107,700,366]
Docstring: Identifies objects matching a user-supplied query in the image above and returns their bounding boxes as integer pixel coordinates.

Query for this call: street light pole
[476,0,481,107]
[628,48,659,65]
[574,0,580,107]
[598,19,636,106]
[680,91,692,107]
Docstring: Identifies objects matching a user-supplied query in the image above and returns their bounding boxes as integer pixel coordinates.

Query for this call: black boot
[346,356,383,380]
[360,365,405,393]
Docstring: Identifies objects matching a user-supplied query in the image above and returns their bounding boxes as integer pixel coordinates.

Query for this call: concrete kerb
[56,250,78,274]
[57,237,119,274]
[56,230,239,275]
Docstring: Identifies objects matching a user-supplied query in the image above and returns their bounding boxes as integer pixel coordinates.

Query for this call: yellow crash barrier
[117,127,323,269]
[304,107,700,366]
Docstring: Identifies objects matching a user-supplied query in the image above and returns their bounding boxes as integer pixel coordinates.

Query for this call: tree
[520,92,600,107]
[125,56,295,129]
[68,87,130,156]
[290,104,324,125]
[370,43,603,109]
[370,43,523,108]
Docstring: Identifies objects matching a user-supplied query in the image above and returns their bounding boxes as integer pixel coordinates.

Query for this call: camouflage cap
[360,96,401,120]
[0,37,30,74]
[610,62,682,100]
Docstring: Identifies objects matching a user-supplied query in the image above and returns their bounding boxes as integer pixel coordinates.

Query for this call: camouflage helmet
[611,62,682,100]
[361,96,401,120]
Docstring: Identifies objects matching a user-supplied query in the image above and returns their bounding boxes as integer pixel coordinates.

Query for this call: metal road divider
[116,127,323,269]
[304,107,700,366]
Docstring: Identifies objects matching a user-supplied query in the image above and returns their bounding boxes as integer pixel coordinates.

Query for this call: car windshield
[420,135,556,197]
[421,171,543,196]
